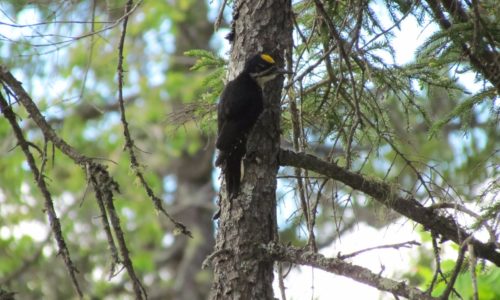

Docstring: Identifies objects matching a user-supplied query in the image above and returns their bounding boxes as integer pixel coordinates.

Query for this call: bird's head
[244,53,291,87]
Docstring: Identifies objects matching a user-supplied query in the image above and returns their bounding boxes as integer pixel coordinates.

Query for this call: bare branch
[430,202,497,243]
[279,149,500,266]
[338,240,421,260]
[4,1,143,48]
[425,0,500,93]
[88,167,121,278]
[0,67,89,164]
[114,0,191,238]
[0,62,147,300]
[277,262,288,300]
[439,244,466,299]
[468,243,479,300]
[266,242,438,300]
[0,93,83,298]
[89,162,147,299]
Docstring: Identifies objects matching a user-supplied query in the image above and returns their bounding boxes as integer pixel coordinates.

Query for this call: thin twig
[284,46,336,89]
[279,149,500,266]
[338,240,421,259]
[0,46,154,300]
[468,243,479,300]
[430,202,496,242]
[267,242,438,300]
[427,234,442,295]
[0,20,114,28]
[0,92,83,298]
[78,0,97,102]
[113,1,149,298]
[11,1,143,48]
[115,0,191,237]
[214,0,228,32]
[288,80,313,248]
[0,68,88,164]
[88,167,120,277]
[278,262,288,300]
[439,244,466,300]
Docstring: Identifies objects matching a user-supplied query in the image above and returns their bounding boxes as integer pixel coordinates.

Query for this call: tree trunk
[210,1,293,299]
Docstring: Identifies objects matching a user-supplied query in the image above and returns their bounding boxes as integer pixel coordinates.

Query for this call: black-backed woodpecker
[215,53,289,198]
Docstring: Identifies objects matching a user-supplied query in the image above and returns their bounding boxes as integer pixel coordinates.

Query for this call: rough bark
[210,1,293,299]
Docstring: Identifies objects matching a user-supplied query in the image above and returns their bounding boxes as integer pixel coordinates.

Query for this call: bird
[215,53,290,198]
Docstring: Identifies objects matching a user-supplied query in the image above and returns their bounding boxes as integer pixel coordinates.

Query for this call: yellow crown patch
[260,54,275,64]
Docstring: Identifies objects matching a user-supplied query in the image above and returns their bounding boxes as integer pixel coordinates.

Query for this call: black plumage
[215,53,289,198]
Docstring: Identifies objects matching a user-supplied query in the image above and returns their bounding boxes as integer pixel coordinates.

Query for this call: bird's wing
[216,76,260,150]
[220,79,258,120]
[216,121,241,150]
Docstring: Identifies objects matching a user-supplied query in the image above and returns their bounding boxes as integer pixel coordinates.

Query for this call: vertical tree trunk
[210,1,293,299]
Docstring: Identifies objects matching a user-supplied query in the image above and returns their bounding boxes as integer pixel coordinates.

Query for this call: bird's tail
[216,151,241,198]
[225,154,241,198]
